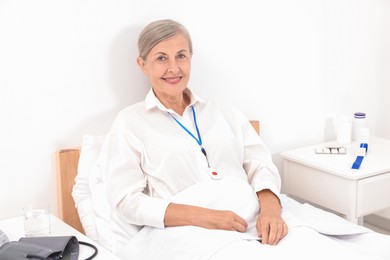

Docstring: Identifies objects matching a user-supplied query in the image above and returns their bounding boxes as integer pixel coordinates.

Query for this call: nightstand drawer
[357,172,390,216]
[284,161,354,214]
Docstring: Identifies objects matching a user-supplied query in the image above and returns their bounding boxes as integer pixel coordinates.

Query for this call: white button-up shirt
[99,88,281,229]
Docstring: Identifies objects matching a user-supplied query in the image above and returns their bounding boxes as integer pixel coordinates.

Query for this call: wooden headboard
[55,120,260,234]
[56,147,83,233]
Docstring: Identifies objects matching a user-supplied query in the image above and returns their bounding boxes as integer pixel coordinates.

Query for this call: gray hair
[138,19,193,60]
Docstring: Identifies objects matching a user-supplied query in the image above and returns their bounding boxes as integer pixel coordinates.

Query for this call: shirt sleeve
[99,118,170,229]
[241,120,282,198]
[219,103,282,201]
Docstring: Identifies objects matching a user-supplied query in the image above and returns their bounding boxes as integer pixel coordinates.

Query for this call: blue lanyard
[168,106,202,146]
[168,106,210,167]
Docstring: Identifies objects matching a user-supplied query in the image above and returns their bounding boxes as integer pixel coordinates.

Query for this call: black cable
[79,241,98,260]
[26,254,47,259]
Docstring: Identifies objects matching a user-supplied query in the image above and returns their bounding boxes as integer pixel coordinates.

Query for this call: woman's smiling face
[137,33,192,101]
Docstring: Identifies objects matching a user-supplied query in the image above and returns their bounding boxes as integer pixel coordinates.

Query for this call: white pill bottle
[352,112,366,142]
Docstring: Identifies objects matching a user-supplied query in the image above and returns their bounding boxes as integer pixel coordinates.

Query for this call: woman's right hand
[164,203,248,232]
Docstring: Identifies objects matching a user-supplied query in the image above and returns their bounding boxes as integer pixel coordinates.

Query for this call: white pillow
[72,135,103,241]
[72,135,141,253]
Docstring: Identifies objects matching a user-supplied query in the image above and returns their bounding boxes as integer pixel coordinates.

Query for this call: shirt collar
[145,88,203,113]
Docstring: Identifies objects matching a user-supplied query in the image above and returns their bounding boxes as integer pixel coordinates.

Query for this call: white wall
[0,0,389,220]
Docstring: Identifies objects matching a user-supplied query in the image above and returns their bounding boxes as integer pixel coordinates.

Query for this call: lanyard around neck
[168,106,202,146]
[169,106,222,179]
[168,106,211,167]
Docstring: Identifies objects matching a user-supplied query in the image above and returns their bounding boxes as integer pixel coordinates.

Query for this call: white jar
[336,115,352,144]
[352,112,366,141]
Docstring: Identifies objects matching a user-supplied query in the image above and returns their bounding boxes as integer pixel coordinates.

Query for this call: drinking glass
[23,203,51,236]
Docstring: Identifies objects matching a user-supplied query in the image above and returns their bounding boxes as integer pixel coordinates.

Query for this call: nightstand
[280,136,390,225]
[0,215,121,260]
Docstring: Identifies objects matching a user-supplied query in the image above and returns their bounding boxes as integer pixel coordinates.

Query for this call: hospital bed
[56,121,390,259]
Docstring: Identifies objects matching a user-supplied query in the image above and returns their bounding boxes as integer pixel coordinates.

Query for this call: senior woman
[99,19,288,257]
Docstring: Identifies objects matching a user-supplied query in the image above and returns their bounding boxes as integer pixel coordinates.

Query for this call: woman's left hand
[256,189,288,245]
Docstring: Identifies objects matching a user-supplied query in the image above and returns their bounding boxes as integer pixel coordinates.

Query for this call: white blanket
[117,177,388,260]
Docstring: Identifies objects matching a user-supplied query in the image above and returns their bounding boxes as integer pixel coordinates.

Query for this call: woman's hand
[196,208,248,232]
[164,203,248,232]
[256,189,288,245]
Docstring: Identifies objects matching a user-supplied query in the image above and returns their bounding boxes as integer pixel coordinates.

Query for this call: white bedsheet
[116,177,390,260]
